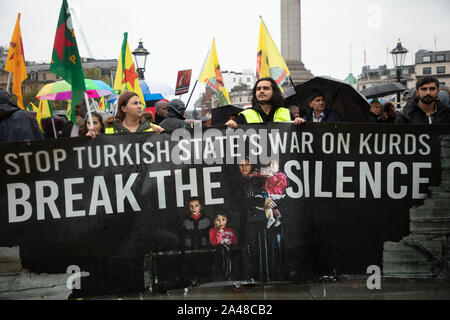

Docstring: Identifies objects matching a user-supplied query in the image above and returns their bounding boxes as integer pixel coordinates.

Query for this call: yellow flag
[4,13,27,109]
[98,96,105,111]
[256,17,290,88]
[198,38,230,106]
[36,100,53,132]
[113,33,145,106]
[29,102,39,113]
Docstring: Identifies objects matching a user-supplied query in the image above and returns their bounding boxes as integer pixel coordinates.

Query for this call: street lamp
[132,39,150,80]
[390,39,408,108]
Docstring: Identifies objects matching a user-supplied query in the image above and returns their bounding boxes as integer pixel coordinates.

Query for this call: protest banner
[175,69,192,96]
[1,122,449,296]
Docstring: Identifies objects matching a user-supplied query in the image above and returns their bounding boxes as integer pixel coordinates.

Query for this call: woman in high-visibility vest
[104,91,163,135]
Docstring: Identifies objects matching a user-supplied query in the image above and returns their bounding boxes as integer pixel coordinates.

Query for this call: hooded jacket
[395,100,450,124]
[0,89,44,143]
[159,99,188,131]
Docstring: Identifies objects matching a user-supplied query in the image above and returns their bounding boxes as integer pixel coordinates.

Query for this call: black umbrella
[360,82,407,99]
[212,105,245,126]
[284,76,370,122]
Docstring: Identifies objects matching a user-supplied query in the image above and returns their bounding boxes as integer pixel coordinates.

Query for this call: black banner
[1,123,449,297]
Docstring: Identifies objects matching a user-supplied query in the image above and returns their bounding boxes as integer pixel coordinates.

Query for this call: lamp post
[390,39,408,108]
[132,39,150,80]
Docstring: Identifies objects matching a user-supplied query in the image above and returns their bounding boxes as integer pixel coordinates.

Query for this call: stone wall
[383,136,450,279]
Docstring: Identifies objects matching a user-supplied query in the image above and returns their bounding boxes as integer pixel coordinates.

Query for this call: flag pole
[185,80,198,109]
[84,93,94,130]
[6,73,12,94]
[51,118,57,139]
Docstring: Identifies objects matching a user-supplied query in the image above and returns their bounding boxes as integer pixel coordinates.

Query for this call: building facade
[415,49,450,87]
[0,46,117,98]
[357,49,450,93]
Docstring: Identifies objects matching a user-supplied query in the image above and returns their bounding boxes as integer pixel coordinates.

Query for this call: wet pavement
[86,275,450,300]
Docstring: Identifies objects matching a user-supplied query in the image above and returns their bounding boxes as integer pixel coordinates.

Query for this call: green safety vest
[239,107,291,124]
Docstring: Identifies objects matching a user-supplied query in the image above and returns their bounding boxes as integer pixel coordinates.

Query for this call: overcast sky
[1,0,449,106]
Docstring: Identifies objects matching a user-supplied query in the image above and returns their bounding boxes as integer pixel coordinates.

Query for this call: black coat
[0,90,44,143]
[180,214,212,250]
[395,101,450,124]
[303,109,343,123]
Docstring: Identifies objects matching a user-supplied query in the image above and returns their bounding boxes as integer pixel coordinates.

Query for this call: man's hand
[293,117,306,126]
[225,119,238,129]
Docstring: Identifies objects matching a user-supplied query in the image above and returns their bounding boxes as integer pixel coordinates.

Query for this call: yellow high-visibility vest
[105,125,155,135]
[239,107,291,124]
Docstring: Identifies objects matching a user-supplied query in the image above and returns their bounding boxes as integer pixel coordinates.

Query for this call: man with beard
[225,77,306,128]
[396,77,450,124]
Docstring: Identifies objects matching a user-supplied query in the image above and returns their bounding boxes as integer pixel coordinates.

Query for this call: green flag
[50,0,86,123]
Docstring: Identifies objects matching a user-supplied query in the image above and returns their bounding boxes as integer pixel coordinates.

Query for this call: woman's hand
[264,198,277,210]
[151,124,165,134]
[86,128,97,139]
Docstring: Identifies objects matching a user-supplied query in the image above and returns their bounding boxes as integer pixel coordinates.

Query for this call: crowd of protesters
[1,76,449,144]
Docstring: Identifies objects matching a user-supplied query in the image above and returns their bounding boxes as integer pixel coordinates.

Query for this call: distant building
[0,47,117,95]
[357,64,416,92]
[344,73,358,89]
[415,49,450,87]
[222,69,255,93]
[357,49,450,93]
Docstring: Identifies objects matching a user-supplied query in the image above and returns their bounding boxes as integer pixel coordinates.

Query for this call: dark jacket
[0,89,44,143]
[181,214,212,250]
[395,101,450,124]
[160,99,188,131]
[303,109,343,123]
[368,112,383,123]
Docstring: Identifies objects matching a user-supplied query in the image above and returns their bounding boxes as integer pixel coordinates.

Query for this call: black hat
[307,89,325,102]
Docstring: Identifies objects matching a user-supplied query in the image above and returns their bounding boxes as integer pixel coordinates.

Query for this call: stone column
[281,0,314,85]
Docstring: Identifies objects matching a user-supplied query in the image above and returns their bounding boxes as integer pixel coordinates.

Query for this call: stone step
[410,221,450,234]
[441,159,450,168]
[383,262,440,276]
[384,241,415,252]
[0,285,71,300]
[0,272,70,293]
[410,208,450,221]
[0,261,22,274]
[420,199,450,210]
[383,250,430,263]
[441,159,450,169]
[0,247,21,263]
[440,180,450,191]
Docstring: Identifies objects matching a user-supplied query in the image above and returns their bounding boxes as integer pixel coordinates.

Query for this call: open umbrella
[139,80,175,100]
[139,80,165,102]
[37,79,114,100]
[360,82,407,99]
[212,105,245,126]
[284,76,370,122]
